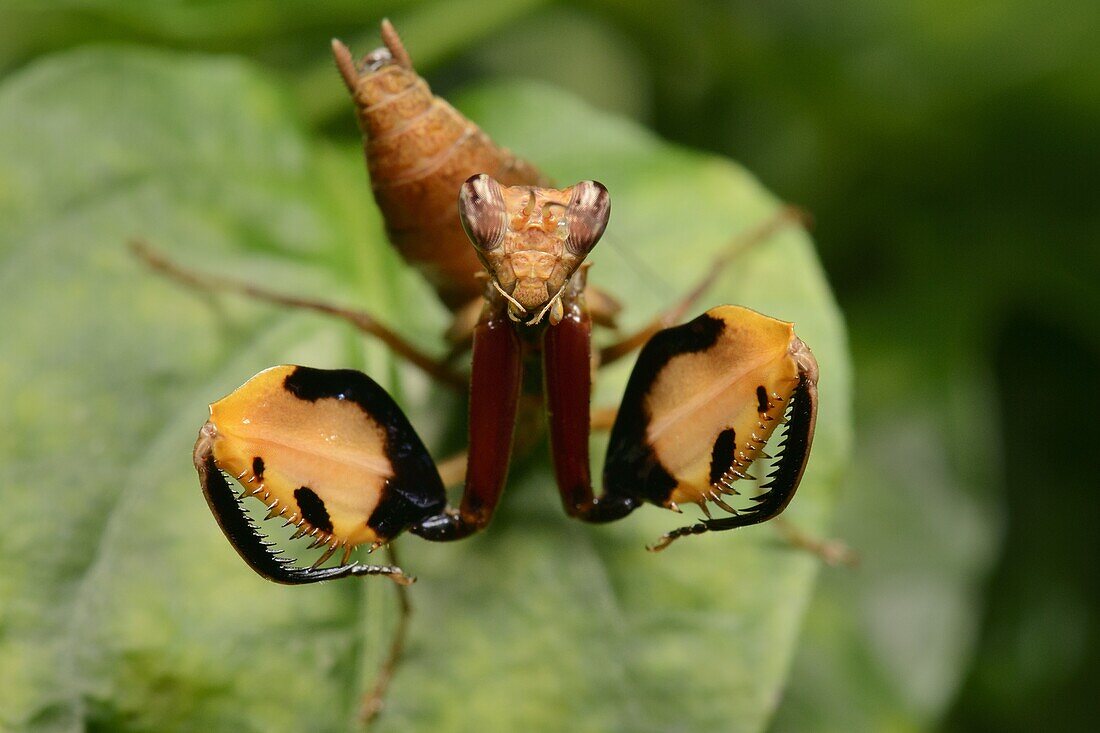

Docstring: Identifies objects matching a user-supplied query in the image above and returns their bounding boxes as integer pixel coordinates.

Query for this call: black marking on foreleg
[708,428,736,486]
[294,487,334,534]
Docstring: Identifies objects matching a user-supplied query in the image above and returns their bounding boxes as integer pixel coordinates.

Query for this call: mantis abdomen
[334,23,545,311]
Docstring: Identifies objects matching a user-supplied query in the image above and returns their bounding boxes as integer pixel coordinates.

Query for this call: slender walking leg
[131,240,466,390]
[772,517,858,567]
[599,206,806,365]
[359,543,414,724]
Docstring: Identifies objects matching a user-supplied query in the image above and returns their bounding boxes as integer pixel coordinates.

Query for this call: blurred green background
[1,1,1096,731]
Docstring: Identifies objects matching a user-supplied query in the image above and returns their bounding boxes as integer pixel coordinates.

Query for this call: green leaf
[770,358,1002,733]
[0,47,850,732]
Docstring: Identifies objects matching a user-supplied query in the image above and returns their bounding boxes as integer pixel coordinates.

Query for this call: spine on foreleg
[334,22,545,311]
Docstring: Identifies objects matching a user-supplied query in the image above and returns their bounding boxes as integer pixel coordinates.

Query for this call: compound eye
[459,174,508,251]
[565,180,610,255]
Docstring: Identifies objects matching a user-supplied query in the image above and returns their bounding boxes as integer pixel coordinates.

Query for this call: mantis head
[459,174,610,326]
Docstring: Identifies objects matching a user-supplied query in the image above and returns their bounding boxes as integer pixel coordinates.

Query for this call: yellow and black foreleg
[194,429,414,585]
[193,364,453,584]
[611,305,818,550]
[553,305,820,550]
[192,301,527,588]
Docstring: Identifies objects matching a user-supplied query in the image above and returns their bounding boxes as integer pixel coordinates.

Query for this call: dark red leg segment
[543,299,638,523]
[411,306,523,541]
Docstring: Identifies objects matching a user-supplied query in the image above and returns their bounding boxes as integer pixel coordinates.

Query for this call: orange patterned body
[335,27,545,310]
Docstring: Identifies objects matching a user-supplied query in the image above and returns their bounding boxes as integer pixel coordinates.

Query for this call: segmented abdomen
[339,28,545,310]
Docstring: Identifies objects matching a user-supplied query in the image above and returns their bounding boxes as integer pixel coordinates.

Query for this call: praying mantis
[134,20,845,722]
